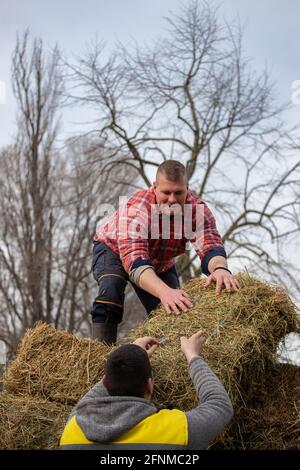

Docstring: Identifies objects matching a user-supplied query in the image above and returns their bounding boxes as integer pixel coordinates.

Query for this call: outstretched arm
[181,331,234,450]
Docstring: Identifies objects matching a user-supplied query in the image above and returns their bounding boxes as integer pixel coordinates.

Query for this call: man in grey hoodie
[60,330,233,450]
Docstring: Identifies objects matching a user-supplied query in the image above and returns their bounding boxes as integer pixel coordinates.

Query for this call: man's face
[153,174,188,214]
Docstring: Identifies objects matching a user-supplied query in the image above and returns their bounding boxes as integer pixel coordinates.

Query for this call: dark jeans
[91,241,179,324]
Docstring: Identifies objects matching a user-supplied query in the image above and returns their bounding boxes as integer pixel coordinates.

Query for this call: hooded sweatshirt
[60,356,233,450]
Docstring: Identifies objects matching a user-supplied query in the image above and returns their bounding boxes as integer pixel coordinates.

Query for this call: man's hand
[139,268,193,315]
[133,336,160,358]
[159,287,193,315]
[205,270,240,295]
[180,330,207,364]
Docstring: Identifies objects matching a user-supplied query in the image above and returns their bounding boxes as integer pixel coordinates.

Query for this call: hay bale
[213,363,300,449]
[4,322,111,404]
[0,392,71,449]
[130,273,299,412]
[2,273,299,450]
[4,274,299,415]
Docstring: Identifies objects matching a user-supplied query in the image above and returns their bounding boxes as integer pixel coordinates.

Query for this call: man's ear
[102,374,107,387]
[145,377,154,398]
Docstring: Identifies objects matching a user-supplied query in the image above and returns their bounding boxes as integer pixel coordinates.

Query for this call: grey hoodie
[61,356,233,450]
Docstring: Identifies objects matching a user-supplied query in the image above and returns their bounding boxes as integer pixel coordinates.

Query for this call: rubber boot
[92,323,117,346]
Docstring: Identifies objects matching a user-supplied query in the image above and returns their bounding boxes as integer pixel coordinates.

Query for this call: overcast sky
[0,0,299,146]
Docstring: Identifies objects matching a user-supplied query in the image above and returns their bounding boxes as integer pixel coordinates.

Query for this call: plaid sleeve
[192,201,226,273]
[117,195,152,273]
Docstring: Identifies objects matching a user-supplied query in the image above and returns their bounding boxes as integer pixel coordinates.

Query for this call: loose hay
[4,322,111,404]
[0,392,71,449]
[212,363,300,450]
[129,273,299,413]
[2,273,300,450]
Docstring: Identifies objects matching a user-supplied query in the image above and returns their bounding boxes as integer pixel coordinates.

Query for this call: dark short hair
[156,160,187,182]
[105,344,152,397]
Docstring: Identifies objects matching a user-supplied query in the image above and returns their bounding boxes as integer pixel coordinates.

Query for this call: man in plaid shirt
[91,161,240,344]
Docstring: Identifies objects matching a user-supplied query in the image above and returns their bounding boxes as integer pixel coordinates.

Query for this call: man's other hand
[180,330,207,364]
[133,336,160,358]
[160,287,193,315]
[204,270,240,295]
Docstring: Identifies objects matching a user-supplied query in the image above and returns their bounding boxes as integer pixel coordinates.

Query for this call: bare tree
[50,137,138,334]
[0,31,62,354]
[65,1,300,292]
[0,33,138,356]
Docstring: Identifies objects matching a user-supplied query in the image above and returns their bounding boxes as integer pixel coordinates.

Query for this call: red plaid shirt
[94,187,224,274]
